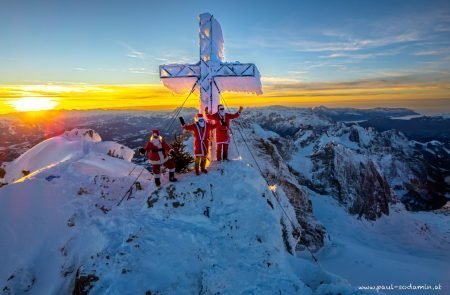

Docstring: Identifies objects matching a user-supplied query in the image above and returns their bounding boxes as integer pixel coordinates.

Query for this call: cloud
[74,67,86,71]
[413,48,450,56]
[289,32,420,53]
[120,42,145,60]
[319,47,404,59]
[287,70,308,75]
[128,68,158,75]
[154,52,195,64]
[1,80,449,115]
[261,76,304,85]
[154,57,169,62]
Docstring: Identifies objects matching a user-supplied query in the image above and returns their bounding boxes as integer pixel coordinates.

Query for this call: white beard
[198,121,205,127]
[219,110,225,116]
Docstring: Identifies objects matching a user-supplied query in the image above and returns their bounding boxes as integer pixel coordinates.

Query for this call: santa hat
[195,113,205,121]
[151,129,159,135]
[217,104,224,110]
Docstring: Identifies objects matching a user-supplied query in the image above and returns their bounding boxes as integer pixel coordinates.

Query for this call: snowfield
[1,129,134,184]
[310,189,450,292]
[0,123,448,294]
[0,129,362,294]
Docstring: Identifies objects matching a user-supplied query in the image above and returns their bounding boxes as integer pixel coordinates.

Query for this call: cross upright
[159,13,262,114]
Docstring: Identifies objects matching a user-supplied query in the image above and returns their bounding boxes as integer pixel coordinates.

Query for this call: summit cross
[159,13,262,114]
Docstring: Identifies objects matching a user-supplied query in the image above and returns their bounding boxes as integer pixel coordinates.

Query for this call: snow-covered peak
[0,129,133,184]
[0,134,359,294]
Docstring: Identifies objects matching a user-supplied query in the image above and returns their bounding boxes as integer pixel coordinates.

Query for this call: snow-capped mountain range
[0,107,449,294]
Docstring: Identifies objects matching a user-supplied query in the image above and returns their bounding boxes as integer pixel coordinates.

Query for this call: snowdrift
[0,129,134,184]
[0,129,359,294]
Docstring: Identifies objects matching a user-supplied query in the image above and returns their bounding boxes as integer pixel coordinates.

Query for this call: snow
[309,189,450,294]
[160,76,198,95]
[2,118,448,294]
[1,129,134,183]
[215,68,263,95]
[352,125,373,147]
[289,142,315,180]
[159,13,262,103]
[390,115,424,120]
[199,13,224,63]
[0,129,362,294]
[252,123,280,139]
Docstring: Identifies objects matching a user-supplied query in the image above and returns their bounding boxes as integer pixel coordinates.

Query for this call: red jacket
[144,136,173,165]
[205,112,240,143]
[183,122,216,156]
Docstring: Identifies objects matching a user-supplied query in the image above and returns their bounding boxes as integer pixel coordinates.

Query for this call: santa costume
[205,104,242,161]
[141,130,177,187]
[180,114,216,175]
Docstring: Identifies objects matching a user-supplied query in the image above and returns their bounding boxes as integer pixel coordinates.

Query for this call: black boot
[200,157,208,173]
[155,177,161,187]
[169,171,178,182]
[223,149,229,161]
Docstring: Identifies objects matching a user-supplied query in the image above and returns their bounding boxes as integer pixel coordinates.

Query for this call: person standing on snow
[205,104,243,161]
[139,130,177,187]
[179,114,216,175]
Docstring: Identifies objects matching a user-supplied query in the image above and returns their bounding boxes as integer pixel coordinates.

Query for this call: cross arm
[213,62,263,95]
[159,63,200,79]
[213,62,259,77]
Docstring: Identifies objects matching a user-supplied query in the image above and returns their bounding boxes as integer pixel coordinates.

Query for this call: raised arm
[180,116,192,131]
[182,122,196,132]
[228,106,243,119]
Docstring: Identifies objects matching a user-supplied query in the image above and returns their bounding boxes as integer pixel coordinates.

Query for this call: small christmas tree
[171,134,194,173]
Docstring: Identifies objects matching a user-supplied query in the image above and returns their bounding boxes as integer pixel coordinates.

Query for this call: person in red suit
[139,130,177,187]
[179,114,216,175]
[205,104,243,161]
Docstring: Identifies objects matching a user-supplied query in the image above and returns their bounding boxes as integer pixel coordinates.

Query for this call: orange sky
[1,82,449,115]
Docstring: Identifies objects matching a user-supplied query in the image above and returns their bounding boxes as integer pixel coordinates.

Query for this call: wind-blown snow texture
[1,104,449,294]
[0,129,359,294]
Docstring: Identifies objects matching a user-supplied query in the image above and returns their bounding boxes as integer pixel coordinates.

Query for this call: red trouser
[152,158,175,178]
[217,143,229,161]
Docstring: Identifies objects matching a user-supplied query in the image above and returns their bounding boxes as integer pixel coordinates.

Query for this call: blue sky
[1,0,450,87]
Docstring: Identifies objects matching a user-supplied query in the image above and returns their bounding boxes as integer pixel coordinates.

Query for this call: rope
[212,80,240,158]
[117,79,198,208]
[127,163,138,176]
[117,166,147,206]
[164,79,199,134]
[229,125,241,159]
[219,96,296,224]
[216,87,321,264]
[117,80,198,207]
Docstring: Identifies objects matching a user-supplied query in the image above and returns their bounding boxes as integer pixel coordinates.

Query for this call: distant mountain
[1,107,449,294]
[311,106,419,122]
[359,116,450,143]
[245,108,449,213]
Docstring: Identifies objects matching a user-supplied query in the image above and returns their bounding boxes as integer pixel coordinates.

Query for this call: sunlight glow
[9,97,59,112]
[0,83,449,115]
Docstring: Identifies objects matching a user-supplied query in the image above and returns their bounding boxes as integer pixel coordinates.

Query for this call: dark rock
[72,270,99,295]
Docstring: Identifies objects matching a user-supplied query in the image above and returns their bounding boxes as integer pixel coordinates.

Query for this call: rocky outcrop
[252,135,327,252]
[252,110,450,214]
[310,143,394,220]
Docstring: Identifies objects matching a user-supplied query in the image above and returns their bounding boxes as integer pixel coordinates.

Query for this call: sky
[1,0,450,114]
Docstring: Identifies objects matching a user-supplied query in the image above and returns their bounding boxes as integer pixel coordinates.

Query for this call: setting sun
[9,97,59,112]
